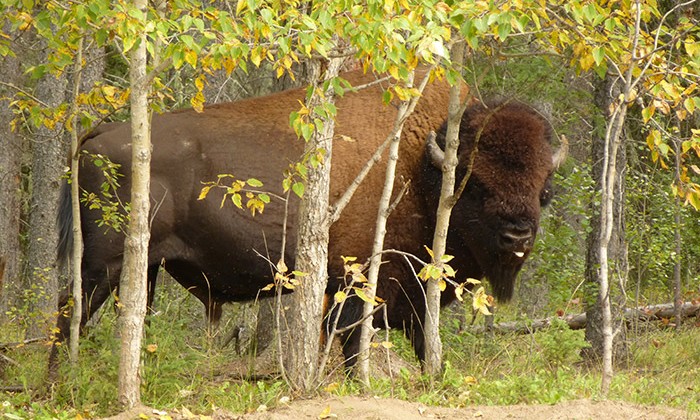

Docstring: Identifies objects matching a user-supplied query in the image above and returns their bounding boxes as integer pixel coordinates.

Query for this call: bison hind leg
[403,320,426,366]
[322,293,366,372]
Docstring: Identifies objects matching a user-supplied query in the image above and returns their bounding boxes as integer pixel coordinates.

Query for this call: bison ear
[426,131,445,168]
[552,134,569,169]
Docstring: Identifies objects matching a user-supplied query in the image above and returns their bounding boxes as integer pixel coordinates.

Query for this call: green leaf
[231,193,243,208]
[496,23,511,41]
[292,181,304,198]
[246,178,263,187]
[592,46,605,66]
[355,288,377,306]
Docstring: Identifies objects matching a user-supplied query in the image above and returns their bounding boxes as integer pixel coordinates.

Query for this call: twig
[0,353,20,368]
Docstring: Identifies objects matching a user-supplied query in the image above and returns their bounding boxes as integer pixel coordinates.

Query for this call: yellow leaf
[197,186,211,200]
[354,289,377,306]
[454,283,464,302]
[146,343,158,353]
[277,259,288,273]
[472,286,492,316]
[191,91,205,113]
[194,74,205,91]
[438,278,446,291]
[318,405,336,419]
[334,291,346,303]
[235,0,247,15]
[685,38,700,57]
[185,49,197,67]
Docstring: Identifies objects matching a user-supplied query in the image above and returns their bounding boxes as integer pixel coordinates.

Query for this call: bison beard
[52,69,562,374]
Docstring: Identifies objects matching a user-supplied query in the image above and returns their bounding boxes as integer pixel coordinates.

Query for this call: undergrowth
[1,280,698,418]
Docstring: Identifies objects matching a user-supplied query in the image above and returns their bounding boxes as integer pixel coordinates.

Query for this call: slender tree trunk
[284,57,343,393]
[356,72,415,385]
[672,137,683,329]
[424,41,468,377]
[66,38,84,366]
[118,0,151,407]
[0,39,25,319]
[584,74,629,396]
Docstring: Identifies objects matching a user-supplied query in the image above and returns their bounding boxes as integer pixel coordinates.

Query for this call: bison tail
[56,181,73,268]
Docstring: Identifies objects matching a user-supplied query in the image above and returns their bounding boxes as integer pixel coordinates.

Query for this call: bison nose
[498,223,533,256]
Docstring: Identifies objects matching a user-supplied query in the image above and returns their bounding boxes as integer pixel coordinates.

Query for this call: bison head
[423,100,567,301]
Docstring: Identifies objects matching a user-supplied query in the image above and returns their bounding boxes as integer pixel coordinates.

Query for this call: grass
[1,280,699,418]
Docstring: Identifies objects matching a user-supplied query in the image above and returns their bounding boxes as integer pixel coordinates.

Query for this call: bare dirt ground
[235,396,695,420]
[114,397,695,420]
[106,343,696,420]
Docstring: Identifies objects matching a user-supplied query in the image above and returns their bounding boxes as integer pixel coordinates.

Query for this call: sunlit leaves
[198,174,273,216]
[80,152,129,232]
[472,286,493,316]
[338,255,384,307]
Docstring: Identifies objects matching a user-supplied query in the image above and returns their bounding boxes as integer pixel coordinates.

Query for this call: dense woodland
[0,0,699,418]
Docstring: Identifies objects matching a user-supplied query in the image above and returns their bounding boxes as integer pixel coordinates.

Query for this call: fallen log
[469,301,700,334]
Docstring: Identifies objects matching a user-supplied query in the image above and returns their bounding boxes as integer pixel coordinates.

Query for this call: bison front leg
[48,270,118,382]
[338,327,362,371]
[403,317,427,366]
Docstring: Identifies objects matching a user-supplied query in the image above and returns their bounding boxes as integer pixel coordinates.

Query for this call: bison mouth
[474,223,535,302]
[484,251,529,302]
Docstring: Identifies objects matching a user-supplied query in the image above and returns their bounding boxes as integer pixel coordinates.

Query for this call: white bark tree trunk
[284,57,343,393]
[118,0,151,407]
[68,38,84,366]
[356,72,415,385]
[424,42,468,377]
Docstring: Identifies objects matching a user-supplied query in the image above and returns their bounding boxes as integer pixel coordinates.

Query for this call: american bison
[53,69,564,369]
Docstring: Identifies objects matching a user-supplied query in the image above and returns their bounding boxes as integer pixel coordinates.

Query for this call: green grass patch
[1,281,698,418]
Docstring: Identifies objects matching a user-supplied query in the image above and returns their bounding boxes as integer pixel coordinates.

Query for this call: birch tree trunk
[424,41,468,377]
[356,72,415,385]
[118,0,151,407]
[284,57,343,393]
[672,136,683,329]
[68,38,84,366]
[584,74,630,396]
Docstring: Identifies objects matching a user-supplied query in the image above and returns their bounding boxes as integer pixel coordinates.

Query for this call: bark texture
[583,75,629,395]
[24,42,68,338]
[357,72,414,385]
[118,3,151,407]
[284,57,343,393]
[424,43,468,377]
[0,46,25,319]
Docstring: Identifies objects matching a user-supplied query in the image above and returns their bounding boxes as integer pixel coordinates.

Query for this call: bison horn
[426,131,445,168]
[552,134,569,169]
